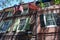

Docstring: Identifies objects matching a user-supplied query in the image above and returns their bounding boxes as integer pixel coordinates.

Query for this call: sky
[0,0,37,10]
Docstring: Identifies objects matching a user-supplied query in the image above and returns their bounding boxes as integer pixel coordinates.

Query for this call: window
[44,13,57,27]
[17,18,26,32]
[18,19,26,30]
[17,18,30,32]
[40,13,57,27]
[0,20,13,33]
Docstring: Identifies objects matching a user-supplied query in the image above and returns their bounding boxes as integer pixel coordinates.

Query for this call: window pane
[0,20,13,32]
[45,13,56,27]
[18,19,26,30]
[17,18,31,32]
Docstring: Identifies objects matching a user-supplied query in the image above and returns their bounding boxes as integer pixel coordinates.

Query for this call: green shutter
[13,18,20,32]
[17,18,26,32]
[24,18,30,30]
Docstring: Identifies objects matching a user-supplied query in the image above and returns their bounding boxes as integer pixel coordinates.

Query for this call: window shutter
[40,14,45,27]
[24,18,30,31]
[13,18,20,32]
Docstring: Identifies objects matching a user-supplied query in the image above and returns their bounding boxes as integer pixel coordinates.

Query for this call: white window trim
[17,18,26,32]
[43,13,57,27]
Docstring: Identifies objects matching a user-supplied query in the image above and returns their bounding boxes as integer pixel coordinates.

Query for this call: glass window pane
[18,19,26,30]
[0,20,13,32]
[45,13,56,27]
[40,13,60,27]
[17,18,30,32]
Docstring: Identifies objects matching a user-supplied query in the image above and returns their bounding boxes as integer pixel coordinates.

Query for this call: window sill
[46,25,57,27]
